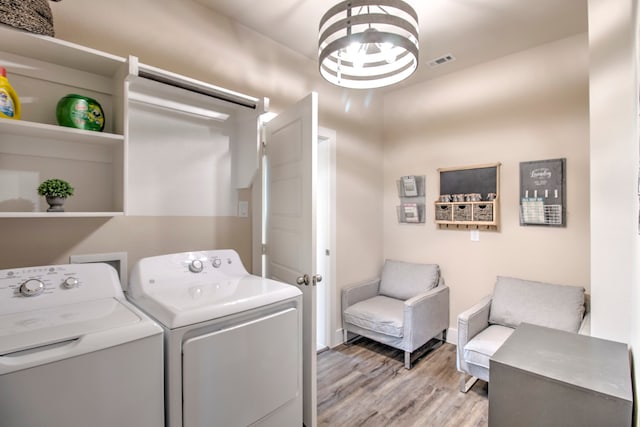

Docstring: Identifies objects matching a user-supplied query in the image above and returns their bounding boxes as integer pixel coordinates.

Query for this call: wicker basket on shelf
[473,204,494,222]
[0,0,61,37]
[435,205,452,221]
[453,204,472,221]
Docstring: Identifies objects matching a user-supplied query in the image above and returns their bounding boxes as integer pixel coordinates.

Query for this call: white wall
[383,34,590,330]
[588,0,638,340]
[588,0,639,422]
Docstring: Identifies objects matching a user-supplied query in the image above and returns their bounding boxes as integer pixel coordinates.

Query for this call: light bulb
[347,42,361,58]
[380,42,396,64]
[346,42,365,68]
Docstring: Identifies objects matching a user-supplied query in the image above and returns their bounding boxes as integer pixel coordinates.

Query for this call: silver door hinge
[261,244,267,255]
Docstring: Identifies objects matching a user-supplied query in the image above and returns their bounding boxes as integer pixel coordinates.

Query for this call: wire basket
[0,0,61,37]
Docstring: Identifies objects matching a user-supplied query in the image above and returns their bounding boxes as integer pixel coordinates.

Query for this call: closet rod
[138,69,258,110]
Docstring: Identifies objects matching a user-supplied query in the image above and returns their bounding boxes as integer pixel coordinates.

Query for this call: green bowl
[56,94,105,132]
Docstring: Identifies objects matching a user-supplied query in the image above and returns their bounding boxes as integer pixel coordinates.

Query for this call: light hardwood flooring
[317,338,488,427]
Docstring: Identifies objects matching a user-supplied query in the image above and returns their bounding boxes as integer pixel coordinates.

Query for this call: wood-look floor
[317,338,488,427]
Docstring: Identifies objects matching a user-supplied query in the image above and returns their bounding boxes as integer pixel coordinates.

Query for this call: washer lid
[129,275,301,329]
[0,298,143,355]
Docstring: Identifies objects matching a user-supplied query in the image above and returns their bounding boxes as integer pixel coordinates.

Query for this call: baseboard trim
[332,328,344,347]
[447,327,458,345]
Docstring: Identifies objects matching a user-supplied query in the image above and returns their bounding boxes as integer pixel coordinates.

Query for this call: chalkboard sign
[519,158,566,226]
[440,166,498,197]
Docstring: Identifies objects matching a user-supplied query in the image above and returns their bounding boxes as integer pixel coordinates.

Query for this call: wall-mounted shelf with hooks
[434,163,501,230]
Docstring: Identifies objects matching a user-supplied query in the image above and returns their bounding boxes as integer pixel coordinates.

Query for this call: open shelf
[0,212,124,218]
[0,26,127,218]
[0,118,124,145]
[0,25,125,77]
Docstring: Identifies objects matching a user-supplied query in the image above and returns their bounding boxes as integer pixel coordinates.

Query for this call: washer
[0,262,164,427]
[128,249,303,427]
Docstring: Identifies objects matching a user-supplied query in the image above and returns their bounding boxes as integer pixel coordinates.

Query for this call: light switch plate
[470,230,480,241]
[238,201,249,217]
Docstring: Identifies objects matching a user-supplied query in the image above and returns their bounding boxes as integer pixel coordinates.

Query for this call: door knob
[312,274,322,286]
[296,274,310,286]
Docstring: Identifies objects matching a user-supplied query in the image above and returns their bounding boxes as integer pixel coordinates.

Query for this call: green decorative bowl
[56,94,105,132]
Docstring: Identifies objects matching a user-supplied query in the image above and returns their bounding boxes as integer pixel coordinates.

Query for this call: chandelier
[318,0,419,89]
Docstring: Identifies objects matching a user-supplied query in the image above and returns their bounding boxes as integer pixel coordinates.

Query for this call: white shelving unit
[1,25,265,218]
[0,25,127,217]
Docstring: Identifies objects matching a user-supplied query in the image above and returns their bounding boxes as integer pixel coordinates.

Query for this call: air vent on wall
[428,54,456,68]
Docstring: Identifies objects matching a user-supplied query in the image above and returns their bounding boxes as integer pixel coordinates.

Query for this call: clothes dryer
[128,249,303,427]
[0,262,164,427]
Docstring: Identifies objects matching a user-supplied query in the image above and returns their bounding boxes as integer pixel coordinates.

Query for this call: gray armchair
[342,260,449,369]
[457,276,589,392]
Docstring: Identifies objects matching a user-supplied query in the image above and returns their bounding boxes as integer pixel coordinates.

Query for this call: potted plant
[37,178,74,212]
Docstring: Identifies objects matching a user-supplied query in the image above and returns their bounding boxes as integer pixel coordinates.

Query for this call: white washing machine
[128,249,303,427]
[0,262,164,427]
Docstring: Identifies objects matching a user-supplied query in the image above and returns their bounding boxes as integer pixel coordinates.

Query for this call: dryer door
[182,307,301,427]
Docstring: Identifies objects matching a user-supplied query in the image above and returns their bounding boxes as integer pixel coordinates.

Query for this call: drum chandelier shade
[318,0,419,89]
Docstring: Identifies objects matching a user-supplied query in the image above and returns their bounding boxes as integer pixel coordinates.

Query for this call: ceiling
[194,0,587,87]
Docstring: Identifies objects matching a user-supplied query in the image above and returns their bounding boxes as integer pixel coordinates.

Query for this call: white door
[264,92,318,427]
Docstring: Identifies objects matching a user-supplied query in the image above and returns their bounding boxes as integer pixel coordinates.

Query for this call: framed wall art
[519,158,566,227]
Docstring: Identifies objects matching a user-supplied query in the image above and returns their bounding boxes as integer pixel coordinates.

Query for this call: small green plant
[37,178,74,198]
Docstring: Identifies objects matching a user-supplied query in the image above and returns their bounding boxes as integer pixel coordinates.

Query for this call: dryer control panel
[0,263,123,315]
[130,249,249,290]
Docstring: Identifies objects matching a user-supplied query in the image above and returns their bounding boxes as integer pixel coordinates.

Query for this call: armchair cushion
[343,295,404,338]
[489,276,585,333]
[463,325,514,370]
[379,260,440,300]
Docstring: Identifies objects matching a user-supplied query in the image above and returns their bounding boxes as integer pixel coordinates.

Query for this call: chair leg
[459,373,479,393]
[404,351,412,369]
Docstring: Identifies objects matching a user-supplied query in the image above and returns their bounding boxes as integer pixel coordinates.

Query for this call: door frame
[317,126,337,349]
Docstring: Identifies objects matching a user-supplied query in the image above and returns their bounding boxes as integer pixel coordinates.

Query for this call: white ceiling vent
[428,54,456,68]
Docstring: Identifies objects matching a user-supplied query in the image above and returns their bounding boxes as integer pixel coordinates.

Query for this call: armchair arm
[403,277,450,352]
[578,312,591,335]
[341,278,380,310]
[579,293,590,335]
[457,294,492,372]
[341,278,380,342]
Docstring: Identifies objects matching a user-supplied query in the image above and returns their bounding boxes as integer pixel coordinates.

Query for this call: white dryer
[128,249,303,427]
[0,262,164,427]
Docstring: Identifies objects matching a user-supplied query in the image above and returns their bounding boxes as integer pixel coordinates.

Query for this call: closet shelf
[0,212,124,218]
[0,119,124,145]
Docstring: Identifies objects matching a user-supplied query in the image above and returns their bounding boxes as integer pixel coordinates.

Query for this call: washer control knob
[19,279,45,297]
[211,257,222,268]
[189,259,204,273]
[63,277,79,289]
